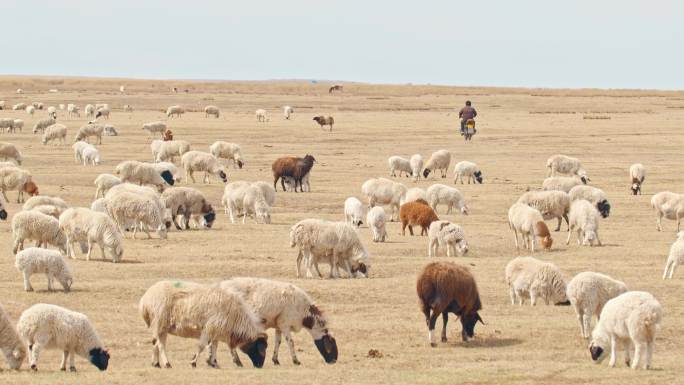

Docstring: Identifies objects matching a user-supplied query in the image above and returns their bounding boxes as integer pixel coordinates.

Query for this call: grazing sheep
[25,105,35,116]
[329,84,343,93]
[568,185,611,218]
[272,155,315,192]
[166,105,184,118]
[139,280,268,369]
[546,154,588,178]
[104,189,170,240]
[242,185,271,224]
[41,124,67,145]
[204,105,220,118]
[123,104,133,112]
[12,103,26,110]
[0,118,14,133]
[588,291,662,370]
[416,262,483,346]
[402,187,427,204]
[103,124,118,136]
[425,184,469,215]
[283,106,294,120]
[409,154,423,181]
[115,160,175,190]
[209,141,244,169]
[72,141,92,163]
[90,198,106,213]
[94,174,121,198]
[0,166,35,203]
[361,177,407,221]
[17,303,109,371]
[0,199,6,221]
[507,202,553,252]
[256,109,268,122]
[11,210,67,255]
[67,104,80,118]
[542,175,587,193]
[81,145,101,166]
[366,206,387,242]
[505,256,569,306]
[222,181,251,222]
[160,187,216,230]
[388,156,412,177]
[630,163,646,195]
[29,205,62,219]
[400,199,439,236]
[32,102,43,110]
[46,106,56,117]
[84,104,95,119]
[517,190,571,232]
[23,196,68,212]
[251,181,276,206]
[142,121,168,138]
[221,277,338,366]
[15,247,73,292]
[59,104,65,110]
[0,304,26,370]
[453,161,483,184]
[312,116,334,131]
[32,117,56,134]
[344,197,364,227]
[662,231,684,279]
[156,140,191,163]
[566,199,602,246]
[181,151,228,184]
[567,272,628,338]
[74,123,104,144]
[11,119,23,133]
[59,207,124,262]
[422,149,451,179]
[95,106,110,120]
[651,191,684,232]
[0,142,23,165]
[427,220,468,257]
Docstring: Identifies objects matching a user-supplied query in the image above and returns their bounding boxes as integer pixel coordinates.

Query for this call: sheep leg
[206,341,219,368]
[296,250,303,278]
[564,214,570,231]
[272,329,282,365]
[304,250,315,279]
[68,350,76,371]
[230,348,243,367]
[656,212,663,231]
[99,242,107,260]
[631,342,643,369]
[282,329,301,365]
[565,225,573,245]
[582,312,592,339]
[191,331,210,368]
[60,350,69,371]
[555,216,562,232]
[29,336,48,370]
[512,228,520,250]
[428,239,435,257]
[23,271,33,291]
[188,171,196,183]
[645,341,653,369]
[157,333,172,368]
[577,229,582,245]
[86,240,94,261]
[509,287,516,305]
[408,225,414,236]
[668,261,677,279]
[47,273,54,292]
[530,233,536,253]
[595,232,602,246]
[428,312,439,347]
[1,190,9,202]
[441,312,448,342]
[608,336,617,367]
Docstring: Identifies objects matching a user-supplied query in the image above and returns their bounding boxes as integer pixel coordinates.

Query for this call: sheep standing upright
[662,231,684,279]
[283,106,294,120]
[272,155,315,192]
[42,124,67,145]
[422,149,451,178]
[388,156,412,177]
[566,271,627,338]
[361,177,407,221]
[166,105,184,118]
[142,121,168,138]
[546,154,588,178]
[630,163,646,195]
[74,123,105,145]
[651,191,684,232]
[409,154,423,181]
[11,210,67,255]
[0,142,23,165]
[425,184,469,215]
[59,207,124,262]
[312,116,334,131]
[256,109,268,122]
[204,105,220,118]
[517,190,570,232]
[209,141,244,169]
[242,185,271,224]
[161,186,216,230]
[0,304,26,369]
[568,185,611,218]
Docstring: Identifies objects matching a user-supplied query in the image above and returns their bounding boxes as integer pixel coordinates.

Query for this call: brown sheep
[536,222,553,250]
[312,116,334,131]
[400,199,439,236]
[328,84,343,93]
[416,261,484,346]
[24,180,39,197]
[272,154,316,192]
[163,129,173,141]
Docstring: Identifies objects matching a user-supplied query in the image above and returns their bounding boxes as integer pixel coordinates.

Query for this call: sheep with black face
[453,161,483,184]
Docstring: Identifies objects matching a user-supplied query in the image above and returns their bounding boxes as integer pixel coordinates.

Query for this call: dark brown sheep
[162,129,173,141]
[328,84,343,93]
[313,116,334,131]
[416,262,484,346]
[272,154,316,192]
[400,199,438,236]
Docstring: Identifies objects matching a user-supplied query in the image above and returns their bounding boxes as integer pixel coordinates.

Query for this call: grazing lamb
[115,160,175,190]
[507,202,553,252]
[74,123,104,144]
[72,141,92,163]
[283,105,294,120]
[542,175,587,193]
[366,206,387,242]
[388,156,412,177]
[222,181,251,221]
[427,220,468,257]
[204,105,220,118]
[41,124,67,145]
[32,117,56,134]
[568,185,611,218]
[630,163,646,195]
[104,189,170,240]
[0,166,35,203]
[166,105,184,118]
[361,177,407,221]
[651,191,684,232]
[242,185,271,224]
[0,142,23,165]
[402,187,426,204]
[17,303,109,371]
[588,291,662,370]
[272,155,315,192]
[416,262,483,346]
[400,199,439,236]
[422,149,451,179]
[181,151,228,184]
[425,184,469,215]
[505,256,569,306]
[94,173,121,198]
[142,121,168,138]
[567,272,628,338]
[155,140,191,163]
[256,109,268,122]
[13,103,26,110]
[11,210,68,255]
[139,280,268,369]
[81,145,101,166]
[59,207,124,262]
[662,231,684,279]
[546,154,588,179]
[344,197,364,227]
[283,173,311,192]
[517,190,570,232]
[409,154,423,181]
[160,187,216,230]
[15,247,73,292]
[0,304,26,370]
[312,116,334,131]
[453,161,483,184]
[251,181,276,206]
[209,141,244,169]
[566,199,602,247]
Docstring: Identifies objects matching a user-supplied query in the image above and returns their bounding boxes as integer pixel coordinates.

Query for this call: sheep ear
[476,314,485,325]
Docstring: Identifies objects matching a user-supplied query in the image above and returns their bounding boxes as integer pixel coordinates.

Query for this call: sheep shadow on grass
[446,336,523,349]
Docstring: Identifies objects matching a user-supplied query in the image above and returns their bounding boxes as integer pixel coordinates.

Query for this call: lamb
[630,163,646,195]
[517,190,570,231]
[388,156,412,177]
[32,117,56,134]
[81,145,101,166]
[209,141,244,169]
[401,187,426,204]
[422,149,451,178]
[138,280,268,368]
[505,256,569,306]
[16,303,109,371]
[85,104,95,119]
[166,105,184,118]
[0,166,35,203]
[0,304,26,370]
[427,220,469,257]
[546,154,589,179]
[103,124,118,136]
[11,210,67,255]
[11,119,23,133]
[0,142,23,165]
[67,104,80,118]
[242,185,272,224]
[283,105,294,120]
[59,207,124,262]
[588,291,662,370]
[400,199,439,236]
[312,115,334,131]
[416,262,484,346]
[142,121,168,138]
[409,154,424,181]
[94,173,121,198]
[568,185,611,218]
[662,231,684,279]
[0,118,14,133]
[74,123,104,144]
[425,184,469,215]
[256,109,269,122]
[115,160,175,190]
[41,123,67,145]
[272,155,315,192]
[651,191,684,232]
[160,186,216,230]
[155,140,191,163]
[366,206,387,242]
[542,175,587,193]
[72,141,92,163]
[23,196,68,212]
[566,272,628,338]
[283,173,311,192]
[566,199,602,247]
[181,151,228,184]
[104,188,171,239]
[221,277,338,366]
[361,177,407,221]
[95,105,110,119]
[344,197,364,227]
[204,105,220,118]
[507,202,553,252]
[453,161,483,184]
[222,181,251,222]
[25,105,35,116]
[15,247,73,292]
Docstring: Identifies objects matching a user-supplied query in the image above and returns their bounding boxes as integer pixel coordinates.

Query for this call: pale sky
[2,0,682,89]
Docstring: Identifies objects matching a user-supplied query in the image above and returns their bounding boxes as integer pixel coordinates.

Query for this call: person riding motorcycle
[459,100,477,135]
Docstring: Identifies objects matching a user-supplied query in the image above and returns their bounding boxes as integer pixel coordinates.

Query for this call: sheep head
[89,347,110,371]
[460,312,484,341]
[0,208,7,220]
[474,170,483,184]
[314,335,338,364]
[240,336,268,368]
[597,200,610,218]
[630,182,640,195]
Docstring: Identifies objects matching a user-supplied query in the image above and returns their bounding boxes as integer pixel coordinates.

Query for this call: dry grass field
[1,76,683,385]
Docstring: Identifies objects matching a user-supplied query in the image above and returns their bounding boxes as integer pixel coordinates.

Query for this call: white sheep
[283,173,311,192]
[566,199,602,246]
[154,162,182,183]
[546,154,588,178]
[41,123,67,145]
[662,231,684,279]
[388,156,412,177]
[542,175,587,193]
[11,210,67,255]
[0,166,33,203]
[251,181,276,206]
[160,186,216,230]
[425,184,469,215]
[256,109,268,122]
[0,118,14,133]
[166,105,184,118]
[72,141,92,163]
[114,160,175,190]
[566,271,627,338]
[75,123,104,144]
[67,104,80,119]
[12,103,26,110]
[427,220,468,257]
[401,187,426,204]
[103,124,118,136]
[23,196,68,212]
[588,291,662,370]
[59,103,65,110]
[517,190,570,232]
[180,151,228,184]
[17,303,110,371]
[15,247,73,292]
[242,185,271,224]
[59,207,124,262]
[222,181,251,222]
[142,121,167,138]
[85,104,95,119]
[366,206,387,242]
[95,106,110,119]
[204,105,220,118]
[11,119,23,133]
[90,198,106,213]
[25,105,35,116]
[123,104,133,112]
[507,202,553,252]
[81,145,101,166]
[283,105,294,120]
[409,154,424,181]
[344,197,364,227]
[630,163,646,195]
[15,89,22,94]
[0,304,26,370]
[29,205,63,219]
[32,117,56,134]
[361,177,407,221]
[104,188,170,239]
[505,256,569,306]
[568,185,611,218]
[453,161,484,184]
[155,140,191,163]
[422,149,451,178]
[209,141,244,169]
[0,142,23,165]
[94,173,121,198]
[651,191,684,232]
